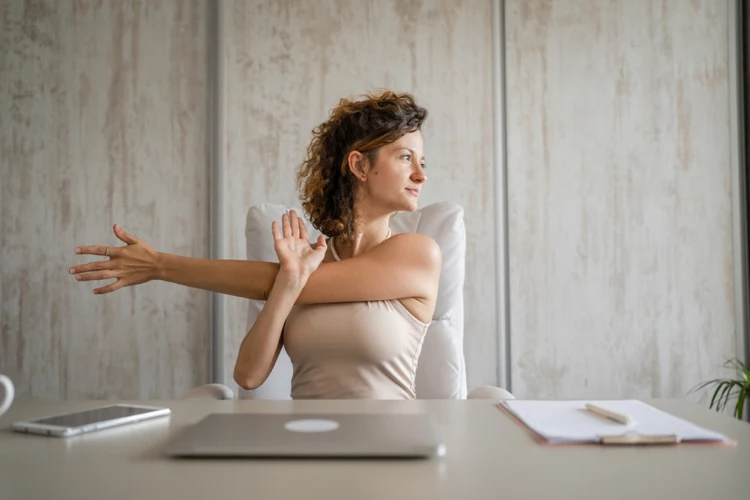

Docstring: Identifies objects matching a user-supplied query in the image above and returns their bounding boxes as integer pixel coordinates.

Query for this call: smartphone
[11,404,171,437]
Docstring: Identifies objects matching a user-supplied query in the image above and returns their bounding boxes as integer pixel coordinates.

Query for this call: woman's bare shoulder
[379,233,441,266]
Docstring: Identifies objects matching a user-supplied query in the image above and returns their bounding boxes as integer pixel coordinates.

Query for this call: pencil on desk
[584,403,635,426]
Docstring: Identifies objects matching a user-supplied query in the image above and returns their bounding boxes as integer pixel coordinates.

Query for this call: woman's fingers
[276,210,312,242]
[114,224,138,245]
[298,217,309,241]
[282,213,292,238]
[315,235,327,254]
[70,227,159,295]
[271,221,282,240]
[75,245,120,257]
[289,211,300,238]
[74,224,136,256]
[69,260,114,275]
[75,270,118,282]
[93,279,128,295]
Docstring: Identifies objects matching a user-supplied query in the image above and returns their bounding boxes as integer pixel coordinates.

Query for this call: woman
[69,91,441,400]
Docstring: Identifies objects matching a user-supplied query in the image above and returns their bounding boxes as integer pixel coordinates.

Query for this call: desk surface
[1,399,748,500]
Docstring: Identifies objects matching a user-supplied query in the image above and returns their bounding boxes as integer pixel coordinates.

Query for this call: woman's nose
[412,166,427,183]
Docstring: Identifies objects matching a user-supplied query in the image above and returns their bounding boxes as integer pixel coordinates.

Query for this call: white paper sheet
[500,400,730,444]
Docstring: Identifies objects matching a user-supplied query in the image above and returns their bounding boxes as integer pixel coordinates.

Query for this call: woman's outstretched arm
[70,224,279,299]
[71,212,441,304]
[159,255,279,301]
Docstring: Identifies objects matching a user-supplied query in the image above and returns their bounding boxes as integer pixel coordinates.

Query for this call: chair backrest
[238,202,468,400]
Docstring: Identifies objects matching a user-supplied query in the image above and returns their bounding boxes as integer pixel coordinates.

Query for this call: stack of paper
[499,400,733,445]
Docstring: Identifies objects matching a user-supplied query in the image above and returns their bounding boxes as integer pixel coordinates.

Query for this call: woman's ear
[347,151,368,182]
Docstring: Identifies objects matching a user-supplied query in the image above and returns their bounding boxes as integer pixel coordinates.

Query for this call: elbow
[233,366,263,391]
[234,372,261,391]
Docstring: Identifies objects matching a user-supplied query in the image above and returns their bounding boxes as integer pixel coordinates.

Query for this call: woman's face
[359,130,427,213]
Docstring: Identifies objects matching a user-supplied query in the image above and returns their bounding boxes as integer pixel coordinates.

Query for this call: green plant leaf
[724,358,749,382]
[696,357,750,420]
[718,382,741,412]
[716,383,729,411]
[692,378,728,393]
[723,358,740,369]
[710,381,728,410]
[717,382,738,412]
[739,360,749,385]
[710,381,724,409]
[736,388,747,420]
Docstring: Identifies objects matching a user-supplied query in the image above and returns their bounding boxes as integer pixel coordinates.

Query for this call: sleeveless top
[282,232,430,399]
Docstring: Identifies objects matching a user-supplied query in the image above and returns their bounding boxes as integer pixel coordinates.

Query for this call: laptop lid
[164,413,446,459]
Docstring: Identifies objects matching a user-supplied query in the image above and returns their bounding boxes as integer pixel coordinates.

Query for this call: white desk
[1,399,748,500]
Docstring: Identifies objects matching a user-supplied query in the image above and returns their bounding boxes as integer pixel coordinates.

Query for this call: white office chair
[183,202,513,401]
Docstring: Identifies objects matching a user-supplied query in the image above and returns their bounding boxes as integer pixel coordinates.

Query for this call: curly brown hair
[296,90,428,244]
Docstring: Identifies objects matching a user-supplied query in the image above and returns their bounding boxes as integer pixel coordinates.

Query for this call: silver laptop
[164,413,446,459]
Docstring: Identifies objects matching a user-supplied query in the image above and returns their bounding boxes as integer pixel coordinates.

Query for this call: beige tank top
[282,233,430,400]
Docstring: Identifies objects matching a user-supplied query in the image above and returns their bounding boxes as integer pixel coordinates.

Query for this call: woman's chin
[399,197,420,212]
[382,199,419,214]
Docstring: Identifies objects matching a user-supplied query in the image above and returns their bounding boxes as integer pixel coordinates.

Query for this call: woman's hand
[69,224,161,294]
[272,210,327,283]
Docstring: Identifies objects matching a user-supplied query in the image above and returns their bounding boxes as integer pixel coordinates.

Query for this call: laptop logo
[284,419,340,433]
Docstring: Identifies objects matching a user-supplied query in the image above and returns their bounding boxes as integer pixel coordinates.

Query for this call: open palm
[272,210,327,278]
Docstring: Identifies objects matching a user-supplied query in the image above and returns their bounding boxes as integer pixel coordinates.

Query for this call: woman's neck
[333,216,392,260]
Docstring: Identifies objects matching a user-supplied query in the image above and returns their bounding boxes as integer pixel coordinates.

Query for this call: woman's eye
[420,163,426,170]
[401,154,411,161]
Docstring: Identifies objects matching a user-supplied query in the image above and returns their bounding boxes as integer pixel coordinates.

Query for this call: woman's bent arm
[233,272,303,390]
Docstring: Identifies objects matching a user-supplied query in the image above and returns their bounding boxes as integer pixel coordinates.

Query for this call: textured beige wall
[221,0,497,391]
[0,1,211,400]
[505,0,737,399]
[3,0,737,402]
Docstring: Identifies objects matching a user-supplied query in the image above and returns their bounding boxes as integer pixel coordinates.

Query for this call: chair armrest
[467,385,515,401]
[181,383,235,400]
